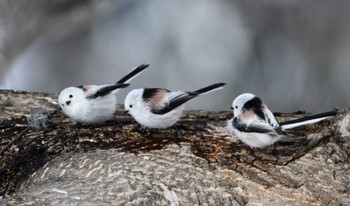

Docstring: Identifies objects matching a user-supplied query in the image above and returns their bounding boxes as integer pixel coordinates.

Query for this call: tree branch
[0,90,349,205]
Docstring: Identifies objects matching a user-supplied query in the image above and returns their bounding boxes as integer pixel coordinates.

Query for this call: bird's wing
[262,104,279,127]
[233,116,277,134]
[146,90,197,115]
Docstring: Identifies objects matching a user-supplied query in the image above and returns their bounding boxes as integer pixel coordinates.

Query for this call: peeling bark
[0,90,349,205]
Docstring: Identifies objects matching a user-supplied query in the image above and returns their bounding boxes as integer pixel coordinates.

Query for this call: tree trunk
[0,90,349,205]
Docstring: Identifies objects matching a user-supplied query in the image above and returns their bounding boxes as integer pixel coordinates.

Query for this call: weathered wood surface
[0,90,349,205]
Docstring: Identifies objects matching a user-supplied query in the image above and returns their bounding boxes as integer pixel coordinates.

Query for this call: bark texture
[0,90,349,205]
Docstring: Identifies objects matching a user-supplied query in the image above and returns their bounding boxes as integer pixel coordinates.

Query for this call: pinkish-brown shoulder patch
[149,90,167,107]
[241,109,255,121]
[81,85,92,93]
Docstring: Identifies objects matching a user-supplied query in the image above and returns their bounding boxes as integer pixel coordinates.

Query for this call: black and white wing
[233,116,277,134]
[242,96,279,128]
[262,104,279,128]
[142,88,197,115]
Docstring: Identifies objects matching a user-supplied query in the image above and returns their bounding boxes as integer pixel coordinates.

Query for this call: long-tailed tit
[58,64,149,124]
[124,83,226,129]
[227,93,336,148]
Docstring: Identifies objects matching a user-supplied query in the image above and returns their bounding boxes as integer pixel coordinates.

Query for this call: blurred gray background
[0,0,349,112]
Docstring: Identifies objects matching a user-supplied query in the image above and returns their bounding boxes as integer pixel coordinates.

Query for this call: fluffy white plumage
[124,83,226,129]
[58,84,123,124]
[227,93,336,148]
[227,93,281,148]
[58,64,148,124]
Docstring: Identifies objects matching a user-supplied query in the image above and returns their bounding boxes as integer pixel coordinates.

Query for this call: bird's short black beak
[124,110,129,114]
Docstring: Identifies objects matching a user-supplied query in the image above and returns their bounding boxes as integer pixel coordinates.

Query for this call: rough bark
[0,90,349,205]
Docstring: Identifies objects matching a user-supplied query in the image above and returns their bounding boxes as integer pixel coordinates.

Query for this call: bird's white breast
[69,94,117,124]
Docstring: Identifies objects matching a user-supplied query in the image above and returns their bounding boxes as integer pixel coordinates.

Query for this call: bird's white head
[124,89,144,116]
[231,93,256,117]
[58,87,86,117]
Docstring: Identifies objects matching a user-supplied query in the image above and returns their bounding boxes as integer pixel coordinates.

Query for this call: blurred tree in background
[0,0,349,112]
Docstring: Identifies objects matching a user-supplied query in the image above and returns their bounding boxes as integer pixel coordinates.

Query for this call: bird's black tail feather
[280,110,337,130]
[194,82,226,95]
[116,64,149,84]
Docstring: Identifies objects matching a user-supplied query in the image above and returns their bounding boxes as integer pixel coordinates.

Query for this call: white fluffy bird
[58,64,149,124]
[227,93,336,148]
[124,83,226,128]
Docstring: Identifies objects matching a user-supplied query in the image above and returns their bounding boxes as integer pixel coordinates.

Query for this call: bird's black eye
[235,106,238,109]
[69,94,73,98]
[230,106,233,110]
[130,104,133,108]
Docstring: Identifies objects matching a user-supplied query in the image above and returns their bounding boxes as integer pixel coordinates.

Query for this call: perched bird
[227,93,336,148]
[58,64,149,124]
[124,83,226,128]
